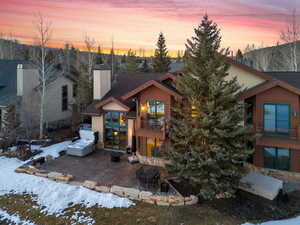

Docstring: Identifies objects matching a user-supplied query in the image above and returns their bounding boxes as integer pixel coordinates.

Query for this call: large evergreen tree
[153,32,171,72]
[166,15,253,200]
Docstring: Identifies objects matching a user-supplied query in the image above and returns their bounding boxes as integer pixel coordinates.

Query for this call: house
[85,58,300,175]
[85,60,276,167]
[238,71,300,173]
[0,59,75,134]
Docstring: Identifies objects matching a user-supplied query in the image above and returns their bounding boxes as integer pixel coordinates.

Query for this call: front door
[104,112,127,151]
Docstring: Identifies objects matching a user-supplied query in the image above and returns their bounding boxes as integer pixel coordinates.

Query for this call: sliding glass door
[264,104,290,134]
[104,112,127,151]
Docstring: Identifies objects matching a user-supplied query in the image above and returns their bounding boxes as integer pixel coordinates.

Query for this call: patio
[40,149,160,189]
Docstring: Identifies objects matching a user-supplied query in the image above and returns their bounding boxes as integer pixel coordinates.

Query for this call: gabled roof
[225,57,273,81]
[84,72,167,114]
[34,68,76,90]
[95,97,130,111]
[175,57,273,81]
[159,73,178,82]
[122,79,181,100]
[238,79,300,100]
[264,71,300,89]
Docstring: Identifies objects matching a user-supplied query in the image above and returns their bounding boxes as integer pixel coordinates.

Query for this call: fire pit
[110,152,123,162]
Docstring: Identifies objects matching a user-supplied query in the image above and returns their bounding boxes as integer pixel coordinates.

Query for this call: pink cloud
[0,0,299,53]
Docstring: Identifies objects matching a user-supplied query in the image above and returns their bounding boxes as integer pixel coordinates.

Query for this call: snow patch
[0,209,35,225]
[69,211,95,225]
[79,130,95,141]
[0,141,133,217]
[243,216,300,225]
[30,141,71,160]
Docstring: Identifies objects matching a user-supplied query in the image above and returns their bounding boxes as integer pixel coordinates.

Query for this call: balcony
[254,126,298,140]
[135,117,166,139]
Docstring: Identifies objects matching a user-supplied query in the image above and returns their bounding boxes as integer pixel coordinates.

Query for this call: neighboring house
[238,71,300,173]
[85,60,274,166]
[0,59,75,134]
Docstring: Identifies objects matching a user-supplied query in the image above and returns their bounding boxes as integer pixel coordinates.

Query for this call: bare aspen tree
[33,13,54,139]
[280,10,300,71]
[84,34,96,77]
[243,43,274,71]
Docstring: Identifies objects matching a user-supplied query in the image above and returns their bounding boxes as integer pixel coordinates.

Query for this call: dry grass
[0,194,245,225]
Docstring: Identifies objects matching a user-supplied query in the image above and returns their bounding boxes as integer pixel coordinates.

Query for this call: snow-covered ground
[0,209,35,225]
[0,141,133,224]
[30,141,71,160]
[243,216,300,225]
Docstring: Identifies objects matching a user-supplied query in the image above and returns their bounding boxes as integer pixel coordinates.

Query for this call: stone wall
[245,163,300,183]
[15,163,198,207]
[82,180,198,206]
[15,165,73,183]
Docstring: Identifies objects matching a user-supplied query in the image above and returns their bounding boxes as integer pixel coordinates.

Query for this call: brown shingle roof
[264,72,300,90]
[84,72,168,114]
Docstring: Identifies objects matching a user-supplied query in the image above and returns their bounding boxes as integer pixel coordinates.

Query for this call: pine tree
[1,104,20,150]
[153,32,171,72]
[235,49,244,63]
[121,54,126,64]
[75,64,92,113]
[121,49,138,72]
[166,15,254,200]
[140,59,151,72]
[176,50,182,62]
[182,49,189,66]
[2,104,20,133]
[95,45,103,64]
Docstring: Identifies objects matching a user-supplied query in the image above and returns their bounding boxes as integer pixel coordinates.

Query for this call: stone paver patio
[41,149,143,188]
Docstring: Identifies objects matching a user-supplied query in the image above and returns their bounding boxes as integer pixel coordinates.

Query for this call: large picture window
[264,147,290,171]
[146,100,165,119]
[104,112,127,150]
[264,104,290,133]
[62,85,68,111]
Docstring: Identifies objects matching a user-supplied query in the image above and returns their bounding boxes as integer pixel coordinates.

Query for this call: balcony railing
[140,118,165,131]
[255,126,297,139]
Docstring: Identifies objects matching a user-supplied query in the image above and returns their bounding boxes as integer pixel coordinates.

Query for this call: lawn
[0,194,244,225]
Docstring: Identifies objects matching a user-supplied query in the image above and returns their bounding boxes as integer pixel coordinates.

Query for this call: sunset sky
[0,0,300,56]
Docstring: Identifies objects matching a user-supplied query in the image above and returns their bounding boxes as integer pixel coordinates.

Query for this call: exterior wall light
[141,105,147,112]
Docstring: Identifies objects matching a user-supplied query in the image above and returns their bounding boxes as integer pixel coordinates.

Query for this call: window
[62,85,68,111]
[146,100,165,119]
[104,112,127,150]
[264,104,290,133]
[146,138,164,157]
[191,105,198,118]
[264,147,290,171]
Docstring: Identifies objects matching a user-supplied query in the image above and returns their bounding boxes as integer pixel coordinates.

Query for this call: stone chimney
[93,65,111,100]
